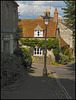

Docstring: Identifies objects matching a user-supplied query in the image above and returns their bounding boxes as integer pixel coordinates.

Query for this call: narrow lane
[32,62,75,99]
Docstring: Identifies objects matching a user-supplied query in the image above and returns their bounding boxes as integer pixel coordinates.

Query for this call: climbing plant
[21,38,60,57]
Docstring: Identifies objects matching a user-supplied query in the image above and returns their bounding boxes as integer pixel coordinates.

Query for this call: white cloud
[58,15,63,19]
[16,1,66,20]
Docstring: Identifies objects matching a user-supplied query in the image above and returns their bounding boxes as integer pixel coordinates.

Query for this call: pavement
[47,62,75,99]
[1,63,74,99]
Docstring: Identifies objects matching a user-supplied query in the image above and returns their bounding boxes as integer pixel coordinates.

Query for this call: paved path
[32,62,75,99]
[47,62,75,99]
[1,66,58,99]
[1,62,75,99]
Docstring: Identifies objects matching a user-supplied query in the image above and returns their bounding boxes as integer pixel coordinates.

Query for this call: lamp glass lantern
[43,13,50,26]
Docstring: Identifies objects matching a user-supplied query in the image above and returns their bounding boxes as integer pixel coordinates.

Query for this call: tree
[62,0,75,31]
[16,12,22,48]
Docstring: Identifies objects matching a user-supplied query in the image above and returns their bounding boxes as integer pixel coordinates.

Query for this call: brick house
[1,1,19,54]
[18,8,74,57]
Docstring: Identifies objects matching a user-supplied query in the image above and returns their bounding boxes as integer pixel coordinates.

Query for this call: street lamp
[43,13,50,76]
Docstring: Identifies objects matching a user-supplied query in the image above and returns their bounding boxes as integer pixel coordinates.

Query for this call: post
[43,26,47,76]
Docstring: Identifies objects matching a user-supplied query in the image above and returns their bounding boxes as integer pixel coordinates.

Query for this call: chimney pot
[54,8,58,22]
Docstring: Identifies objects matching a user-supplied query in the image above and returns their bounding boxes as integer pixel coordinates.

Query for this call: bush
[59,55,69,65]
[64,48,71,58]
[1,52,23,87]
[21,48,32,68]
[14,48,32,68]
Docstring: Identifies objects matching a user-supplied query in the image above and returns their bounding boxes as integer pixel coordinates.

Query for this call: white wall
[34,31,43,37]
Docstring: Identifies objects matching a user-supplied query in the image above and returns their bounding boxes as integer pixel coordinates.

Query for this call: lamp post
[43,13,50,76]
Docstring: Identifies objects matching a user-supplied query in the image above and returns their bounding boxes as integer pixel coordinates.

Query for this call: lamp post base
[43,68,47,76]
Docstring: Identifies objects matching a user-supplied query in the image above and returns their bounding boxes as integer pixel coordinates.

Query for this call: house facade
[18,8,74,57]
[58,21,74,57]
[1,1,19,54]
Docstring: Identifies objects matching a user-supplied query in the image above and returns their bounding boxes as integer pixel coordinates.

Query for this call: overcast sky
[16,1,66,20]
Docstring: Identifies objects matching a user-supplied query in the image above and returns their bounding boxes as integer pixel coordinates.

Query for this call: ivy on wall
[21,38,60,56]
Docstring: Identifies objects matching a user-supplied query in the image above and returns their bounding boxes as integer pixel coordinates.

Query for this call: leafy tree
[62,0,75,30]
[16,12,22,48]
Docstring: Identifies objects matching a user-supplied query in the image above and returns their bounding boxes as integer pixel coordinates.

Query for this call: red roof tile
[18,17,57,37]
[60,37,69,47]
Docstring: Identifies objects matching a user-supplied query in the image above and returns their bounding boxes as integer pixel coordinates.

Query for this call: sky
[16,1,66,20]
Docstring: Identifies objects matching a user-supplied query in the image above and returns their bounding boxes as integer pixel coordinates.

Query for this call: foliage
[47,38,60,62]
[21,38,60,57]
[14,48,32,68]
[51,62,58,65]
[61,46,71,58]
[62,0,75,30]
[21,48,32,68]
[61,46,69,54]
[31,56,35,63]
[59,55,69,65]
[1,52,23,87]
[64,48,71,58]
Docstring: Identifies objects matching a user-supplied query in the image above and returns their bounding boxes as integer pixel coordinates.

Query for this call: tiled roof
[60,37,69,47]
[18,17,57,37]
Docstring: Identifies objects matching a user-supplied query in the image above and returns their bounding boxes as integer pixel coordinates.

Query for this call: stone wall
[32,55,55,65]
[58,22,73,48]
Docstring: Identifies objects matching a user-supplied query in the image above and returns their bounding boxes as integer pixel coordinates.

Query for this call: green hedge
[1,52,23,87]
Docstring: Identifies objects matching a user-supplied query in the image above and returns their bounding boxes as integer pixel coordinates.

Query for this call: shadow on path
[1,67,57,99]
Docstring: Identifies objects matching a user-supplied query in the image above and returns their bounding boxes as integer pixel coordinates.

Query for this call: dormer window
[34,25,43,37]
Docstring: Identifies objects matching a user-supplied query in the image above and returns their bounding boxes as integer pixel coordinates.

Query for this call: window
[34,31,43,37]
[33,48,43,56]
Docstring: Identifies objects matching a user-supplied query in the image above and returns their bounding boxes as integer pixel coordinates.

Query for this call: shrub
[59,55,69,65]
[21,48,32,68]
[1,52,23,87]
[14,48,32,68]
[64,48,71,58]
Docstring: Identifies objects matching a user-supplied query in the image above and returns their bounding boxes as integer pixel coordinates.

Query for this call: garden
[21,38,75,65]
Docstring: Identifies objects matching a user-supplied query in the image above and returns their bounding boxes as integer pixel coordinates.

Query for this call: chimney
[44,9,50,17]
[54,8,58,22]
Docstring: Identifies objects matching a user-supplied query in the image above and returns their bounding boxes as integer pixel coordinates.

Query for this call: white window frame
[34,30,43,37]
[33,48,43,56]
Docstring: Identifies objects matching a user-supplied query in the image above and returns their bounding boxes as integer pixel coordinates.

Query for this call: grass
[51,62,58,65]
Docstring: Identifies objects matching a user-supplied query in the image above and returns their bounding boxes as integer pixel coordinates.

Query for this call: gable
[34,25,43,31]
